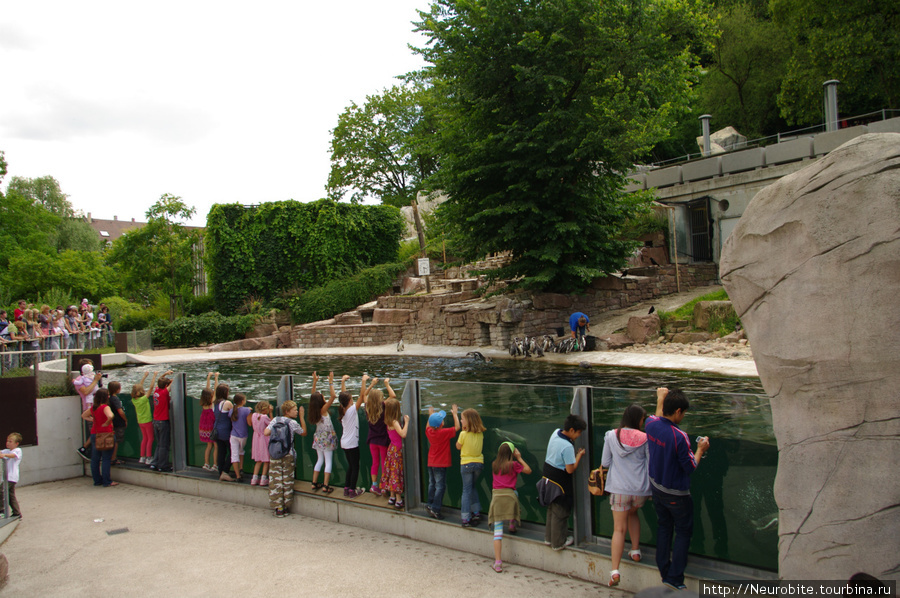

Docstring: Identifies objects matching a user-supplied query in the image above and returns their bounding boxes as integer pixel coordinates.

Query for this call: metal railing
[0,330,115,374]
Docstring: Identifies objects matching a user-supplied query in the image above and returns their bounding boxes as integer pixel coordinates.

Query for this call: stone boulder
[597,333,634,350]
[670,331,711,344]
[692,301,736,331]
[720,133,900,581]
[400,276,427,295]
[244,322,277,339]
[626,314,660,344]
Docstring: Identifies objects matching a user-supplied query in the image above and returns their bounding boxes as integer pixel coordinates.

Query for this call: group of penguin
[507,334,587,358]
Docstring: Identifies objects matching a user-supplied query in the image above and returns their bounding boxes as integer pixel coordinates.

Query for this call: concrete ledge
[765,137,813,165]
[0,517,20,547]
[646,166,683,189]
[110,465,774,593]
[813,125,867,155]
[721,147,766,174]
[868,117,900,134]
[681,156,722,182]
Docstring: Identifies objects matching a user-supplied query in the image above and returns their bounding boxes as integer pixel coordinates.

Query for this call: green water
[107,355,775,571]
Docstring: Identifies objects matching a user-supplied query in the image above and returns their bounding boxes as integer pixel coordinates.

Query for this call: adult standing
[569,312,590,339]
[86,388,118,487]
[74,360,102,460]
[645,387,709,590]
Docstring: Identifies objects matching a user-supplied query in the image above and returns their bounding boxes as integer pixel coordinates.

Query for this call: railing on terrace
[0,330,115,374]
[640,109,900,170]
[108,373,778,575]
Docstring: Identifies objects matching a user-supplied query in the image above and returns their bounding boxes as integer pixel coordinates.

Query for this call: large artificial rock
[720,133,900,581]
[626,314,660,344]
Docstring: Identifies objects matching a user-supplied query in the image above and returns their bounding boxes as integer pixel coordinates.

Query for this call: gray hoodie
[601,428,651,496]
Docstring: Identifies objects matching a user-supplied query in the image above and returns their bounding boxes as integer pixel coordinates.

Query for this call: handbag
[588,466,609,496]
[95,431,115,451]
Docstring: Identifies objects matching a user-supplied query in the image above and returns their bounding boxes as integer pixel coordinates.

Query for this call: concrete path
[1,479,629,597]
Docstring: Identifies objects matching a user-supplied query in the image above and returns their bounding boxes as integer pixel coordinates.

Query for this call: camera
[98,372,109,387]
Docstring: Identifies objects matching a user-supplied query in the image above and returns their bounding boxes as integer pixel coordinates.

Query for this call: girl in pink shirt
[488,441,532,572]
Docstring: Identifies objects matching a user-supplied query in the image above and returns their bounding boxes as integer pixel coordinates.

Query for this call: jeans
[152,420,171,469]
[653,488,694,586]
[460,462,483,520]
[427,466,448,514]
[90,435,113,486]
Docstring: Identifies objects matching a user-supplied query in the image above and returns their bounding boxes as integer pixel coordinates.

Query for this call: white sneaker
[139,457,146,464]
[552,536,575,551]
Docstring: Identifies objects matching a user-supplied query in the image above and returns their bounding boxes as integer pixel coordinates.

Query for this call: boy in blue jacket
[645,387,709,590]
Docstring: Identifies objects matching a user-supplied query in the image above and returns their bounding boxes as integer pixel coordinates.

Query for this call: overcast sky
[1,1,429,227]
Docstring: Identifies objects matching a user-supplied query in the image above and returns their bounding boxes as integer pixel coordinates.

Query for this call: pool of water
[107,354,776,571]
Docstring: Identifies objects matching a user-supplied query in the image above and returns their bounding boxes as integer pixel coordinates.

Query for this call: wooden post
[411,199,431,293]
[669,206,681,293]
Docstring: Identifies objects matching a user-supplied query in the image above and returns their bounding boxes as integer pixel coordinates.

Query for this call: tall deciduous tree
[773,0,900,125]
[327,84,438,208]
[107,194,199,319]
[416,0,715,292]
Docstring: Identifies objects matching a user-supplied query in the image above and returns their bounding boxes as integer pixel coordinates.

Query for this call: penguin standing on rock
[397,338,405,352]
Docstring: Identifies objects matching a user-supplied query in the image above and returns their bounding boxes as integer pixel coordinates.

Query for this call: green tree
[327,84,438,209]
[773,0,900,125]
[697,4,789,139]
[415,0,715,292]
[106,194,199,319]
[5,249,118,300]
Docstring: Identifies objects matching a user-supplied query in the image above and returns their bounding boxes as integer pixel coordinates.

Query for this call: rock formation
[720,133,900,580]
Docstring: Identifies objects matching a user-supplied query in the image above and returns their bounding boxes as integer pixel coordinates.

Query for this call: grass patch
[658,289,739,335]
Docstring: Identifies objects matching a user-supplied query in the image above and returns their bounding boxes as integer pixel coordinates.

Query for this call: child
[488,441,532,572]
[131,372,158,464]
[602,403,651,587]
[74,360,102,460]
[108,381,128,465]
[537,414,587,551]
[265,400,307,517]
[425,404,460,520]
[339,374,366,498]
[213,383,235,482]
[365,378,391,496]
[381,397,409,509]
[456,407,486,527]
[150,372,175,472]
[250,400,273,486]
[199,372,219,470]
[0,433,23,518]
[308,371,337,493]
[229,393,252,482]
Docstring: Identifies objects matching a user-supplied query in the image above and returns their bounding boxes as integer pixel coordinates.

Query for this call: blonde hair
[365,389,384,424]
[280,400,297,416]
[255,400,272,414]
[132,384,145,399]
[383,398,401,428]
[7,432,22,444]
[461,408,486,433]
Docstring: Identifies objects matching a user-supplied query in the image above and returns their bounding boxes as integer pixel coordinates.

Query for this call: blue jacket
[645,415,696,495]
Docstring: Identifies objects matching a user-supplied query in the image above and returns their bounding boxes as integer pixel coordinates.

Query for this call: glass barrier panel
[417,380,576,526]
[590,387,777,572]
[115,393,146,460]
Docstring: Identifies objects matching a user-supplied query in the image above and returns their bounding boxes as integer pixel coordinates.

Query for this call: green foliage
[34,287,79,310]
[98,296,141,325]
[150,312,257,347]
[398,239,423,262]
[205,199,404,314]
[414,0,715,292]
[117,309,162,332]
[106,194,199,319]
[327,84,439,209]
[773,0,900,126]
[283,261,411,324]
[185,293,216,316]
[58,217,102,252]
[657,288,739,335]
[5,249,118,300]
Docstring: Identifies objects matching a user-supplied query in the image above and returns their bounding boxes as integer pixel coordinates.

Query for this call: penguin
[397,338,405,352]
[466,351,491,363]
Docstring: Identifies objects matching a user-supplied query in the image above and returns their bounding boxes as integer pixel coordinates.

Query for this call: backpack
[268,418,293,459]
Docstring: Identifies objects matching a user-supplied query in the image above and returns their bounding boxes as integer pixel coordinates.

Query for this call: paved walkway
[2,479,629,597]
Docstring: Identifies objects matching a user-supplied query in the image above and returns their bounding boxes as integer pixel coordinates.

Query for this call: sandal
[322,485,334,494]
[493,560,503,573]
[629,549,642,562]
[311,482,322,492]
[113,459,125,465]
[609,570,620,587]
[394,499,404,510]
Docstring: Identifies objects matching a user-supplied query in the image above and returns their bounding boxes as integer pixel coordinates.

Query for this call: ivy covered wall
[206,200,404,313]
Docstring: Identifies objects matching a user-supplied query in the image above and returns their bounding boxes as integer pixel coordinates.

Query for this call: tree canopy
[326,84,438,208]
[414,0,714,292]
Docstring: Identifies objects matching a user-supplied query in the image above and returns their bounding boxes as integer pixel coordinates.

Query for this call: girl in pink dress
[199,373,218,471]
[250,401,273,486]
[381,397,409,510]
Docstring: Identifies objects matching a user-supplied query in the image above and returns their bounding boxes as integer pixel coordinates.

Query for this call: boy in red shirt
[425,404,460,520]
[150,373,175,472]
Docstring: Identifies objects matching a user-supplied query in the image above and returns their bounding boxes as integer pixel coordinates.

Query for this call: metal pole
[276,375,294,413]
[400,379,421,511]
[570,386,593,545]
[171,372,187,472]
[824,80,840,132]
[699,114,712,157]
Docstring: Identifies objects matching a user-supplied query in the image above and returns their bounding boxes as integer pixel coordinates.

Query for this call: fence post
[276,375,294,413]
[571,386,593,545]
[1,459,8,519]
[171,372,187,472]
[400,379,421,511]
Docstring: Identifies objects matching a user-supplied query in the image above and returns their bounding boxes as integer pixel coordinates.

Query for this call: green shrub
[117,309,162,331]
[284,261,411,324]
[657,289,740,335]
[98,296,140,325]
[186,293,216,316]
[150,312,257,347]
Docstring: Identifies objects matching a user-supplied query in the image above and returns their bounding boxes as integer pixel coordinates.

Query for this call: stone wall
[290,264,718,349]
